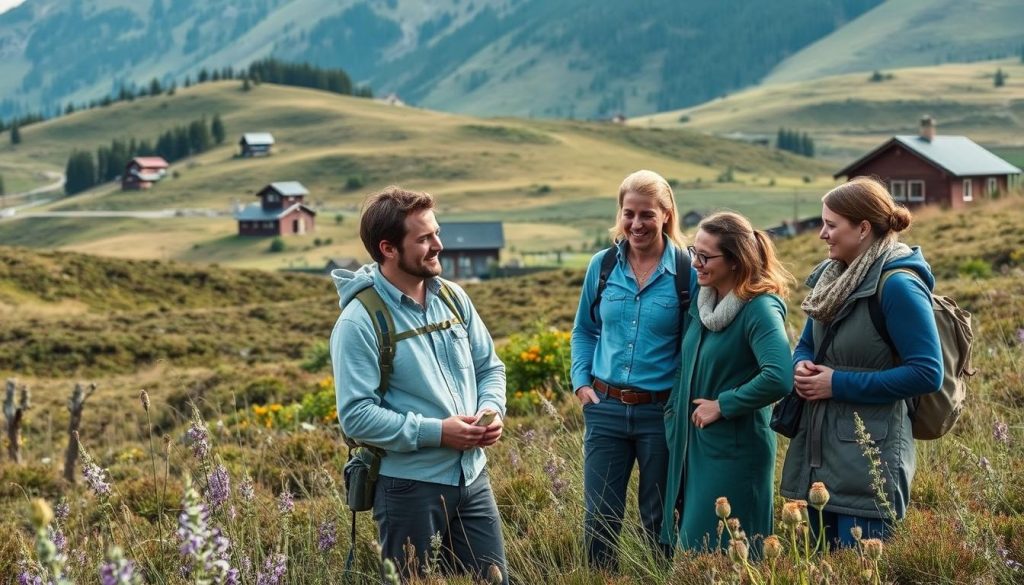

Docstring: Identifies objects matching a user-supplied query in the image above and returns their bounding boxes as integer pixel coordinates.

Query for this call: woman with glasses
[780,177,941,547]
[660,211,794,553]
[571,169,696,570]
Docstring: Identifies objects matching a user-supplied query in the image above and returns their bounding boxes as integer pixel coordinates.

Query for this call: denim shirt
[571,239,693,392]
[330,265,506,486]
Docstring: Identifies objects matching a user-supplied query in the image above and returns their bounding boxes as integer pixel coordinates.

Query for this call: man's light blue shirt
[571,239,694,392]
[331,265,506,486]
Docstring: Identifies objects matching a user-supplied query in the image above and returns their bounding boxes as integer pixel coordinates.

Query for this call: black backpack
[588,245,692,327]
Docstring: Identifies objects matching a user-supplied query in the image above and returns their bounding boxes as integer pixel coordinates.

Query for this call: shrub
[345,176,364,190]
[268,237,285,253]
[301,340,331,372]
[497,326,571,404]
[959,258,993,279]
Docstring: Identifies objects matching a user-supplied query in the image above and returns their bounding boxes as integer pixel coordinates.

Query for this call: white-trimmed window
[987,177,998,196]
[908,180,925,202]
[962,179,973,202]
[267,194,279,203]
[890,180,906,201]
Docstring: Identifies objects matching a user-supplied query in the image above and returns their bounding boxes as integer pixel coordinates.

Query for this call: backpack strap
[355,286,397,398]
[867,268,919,358]
[589,247,618,323]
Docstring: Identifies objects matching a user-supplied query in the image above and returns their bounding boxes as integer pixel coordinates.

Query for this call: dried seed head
[863,538,883,561]
[809,482,830,510]
[850,525,863,541]
[727,539,749,564]
[715,496,732,520]
[727,517,741,534]
[782,501,803,527]
[30,498,54,529]
[487,564,504,585]
[763,535,783,560]
[139,390,150,413]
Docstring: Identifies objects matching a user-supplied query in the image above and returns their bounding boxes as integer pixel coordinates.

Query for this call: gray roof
[260,181,309,198]
[240,132,275,146]
[836,135,1022,178]
[234,202,315,221]
[439,222,504,251]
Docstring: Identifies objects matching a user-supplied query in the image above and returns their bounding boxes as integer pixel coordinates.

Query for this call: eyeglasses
[687,245,725,265]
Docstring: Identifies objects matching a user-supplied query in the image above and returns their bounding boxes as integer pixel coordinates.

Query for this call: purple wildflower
[186,419,210,461]
[979,456,992,472]
[522,429,536,444]
[239,473,255,504]
[1000,547,1023,571]
[207,464,231,511]
[99,546,143,585]
[544,456,568,497]
[1017,328,1024,345]
[54,501,70,523]
[178,475,238,583]
[82,459,112,497]
[256,553,288,585]
[277,489,294,515]
[50,526,67,555]
[317,520,337,552]
[17,570,43,585]
[994,421,1010,445]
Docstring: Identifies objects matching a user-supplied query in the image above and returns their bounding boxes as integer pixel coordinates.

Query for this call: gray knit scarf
[697,287,748,332]
[801,234,912,324]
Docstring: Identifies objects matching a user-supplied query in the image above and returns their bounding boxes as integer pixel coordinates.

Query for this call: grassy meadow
[0,81,834,269]
[634,58,1024,161]
[2,193,1024,583]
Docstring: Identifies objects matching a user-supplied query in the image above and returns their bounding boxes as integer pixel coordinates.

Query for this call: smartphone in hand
[474,408,497,427]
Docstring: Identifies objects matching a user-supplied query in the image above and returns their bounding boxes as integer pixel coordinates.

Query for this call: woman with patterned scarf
[660,211,794,553]
[780,177,943,548]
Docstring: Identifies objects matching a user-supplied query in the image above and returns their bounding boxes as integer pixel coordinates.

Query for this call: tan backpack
[869,268,976,440]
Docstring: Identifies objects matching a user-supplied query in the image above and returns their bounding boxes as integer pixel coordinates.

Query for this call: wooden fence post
[3,379,30,464]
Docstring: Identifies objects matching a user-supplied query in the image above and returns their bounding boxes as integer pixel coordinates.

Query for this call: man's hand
[477,411,504,447]
[575,385,601,406]
[440,415,487,450]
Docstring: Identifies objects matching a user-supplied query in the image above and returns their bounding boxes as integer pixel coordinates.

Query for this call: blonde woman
[660,211,794,552]
[571,169,696,569]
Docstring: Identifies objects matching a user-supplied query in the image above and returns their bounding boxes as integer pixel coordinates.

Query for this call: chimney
[919,115,936,142]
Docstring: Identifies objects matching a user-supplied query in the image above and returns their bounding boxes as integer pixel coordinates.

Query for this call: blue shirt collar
[372,264,442,308]
[613,235,678,275]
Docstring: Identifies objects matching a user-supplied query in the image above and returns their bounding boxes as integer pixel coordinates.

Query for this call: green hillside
[0,81,833,269]
[634,59,1024,162]
[0,0,882,119]
[764,0,1024,84]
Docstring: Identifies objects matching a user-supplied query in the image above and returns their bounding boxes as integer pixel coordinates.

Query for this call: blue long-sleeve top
[571,237,697,392]
[794,250,943,404]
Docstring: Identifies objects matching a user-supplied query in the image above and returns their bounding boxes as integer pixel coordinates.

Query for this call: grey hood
[331,263,376,309]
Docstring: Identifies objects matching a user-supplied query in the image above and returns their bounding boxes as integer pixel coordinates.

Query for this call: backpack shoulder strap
[353,286,395,398]
[589,247,618,323]
[437,281,467,324]
[868,268,920,354]
[674,246,692,310]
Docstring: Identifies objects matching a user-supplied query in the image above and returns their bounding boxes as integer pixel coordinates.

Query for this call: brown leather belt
[592,378,670,405]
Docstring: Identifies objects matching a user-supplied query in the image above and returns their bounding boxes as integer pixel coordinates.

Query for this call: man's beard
[397,249,442,278]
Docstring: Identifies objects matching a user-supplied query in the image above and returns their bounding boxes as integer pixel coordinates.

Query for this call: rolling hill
[764,0,1024,85]
[0,81,833,269]
[633,59,1024,162]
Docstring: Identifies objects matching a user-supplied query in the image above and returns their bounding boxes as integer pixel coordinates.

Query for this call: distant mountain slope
[764,0,1024,84]
[0,0,881,119]
[634,59,1024,161]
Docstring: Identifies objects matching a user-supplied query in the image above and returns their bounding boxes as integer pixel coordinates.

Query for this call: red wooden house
[234,181,317,237]
[834,117,1022,208]
[121,157,169,190]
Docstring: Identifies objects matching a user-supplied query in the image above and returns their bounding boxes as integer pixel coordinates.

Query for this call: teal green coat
[660,293,793,550]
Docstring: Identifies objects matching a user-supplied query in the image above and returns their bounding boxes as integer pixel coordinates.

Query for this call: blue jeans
[811,510,893,549]
[582,393,671,570]
[373,470,507,584]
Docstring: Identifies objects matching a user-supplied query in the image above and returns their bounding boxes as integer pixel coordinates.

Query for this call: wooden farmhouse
[239,133,275,157]
[234,181,316,237]
[835,117,1022,208]
[438,221,504,279]
[121,157,169,190]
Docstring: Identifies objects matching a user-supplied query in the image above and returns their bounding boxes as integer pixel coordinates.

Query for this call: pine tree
[211,114,226,144]
[10,123,20,145]
[149,78,163,96]
[994,68,1006,88]
[242,77,251,91]
[65,151,97,195]
[188,119,211,154]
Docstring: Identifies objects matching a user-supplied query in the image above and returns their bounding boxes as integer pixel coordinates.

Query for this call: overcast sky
[0,0,25,15]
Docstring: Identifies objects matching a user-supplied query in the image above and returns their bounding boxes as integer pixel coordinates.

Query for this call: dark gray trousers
[373,469,508,584]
